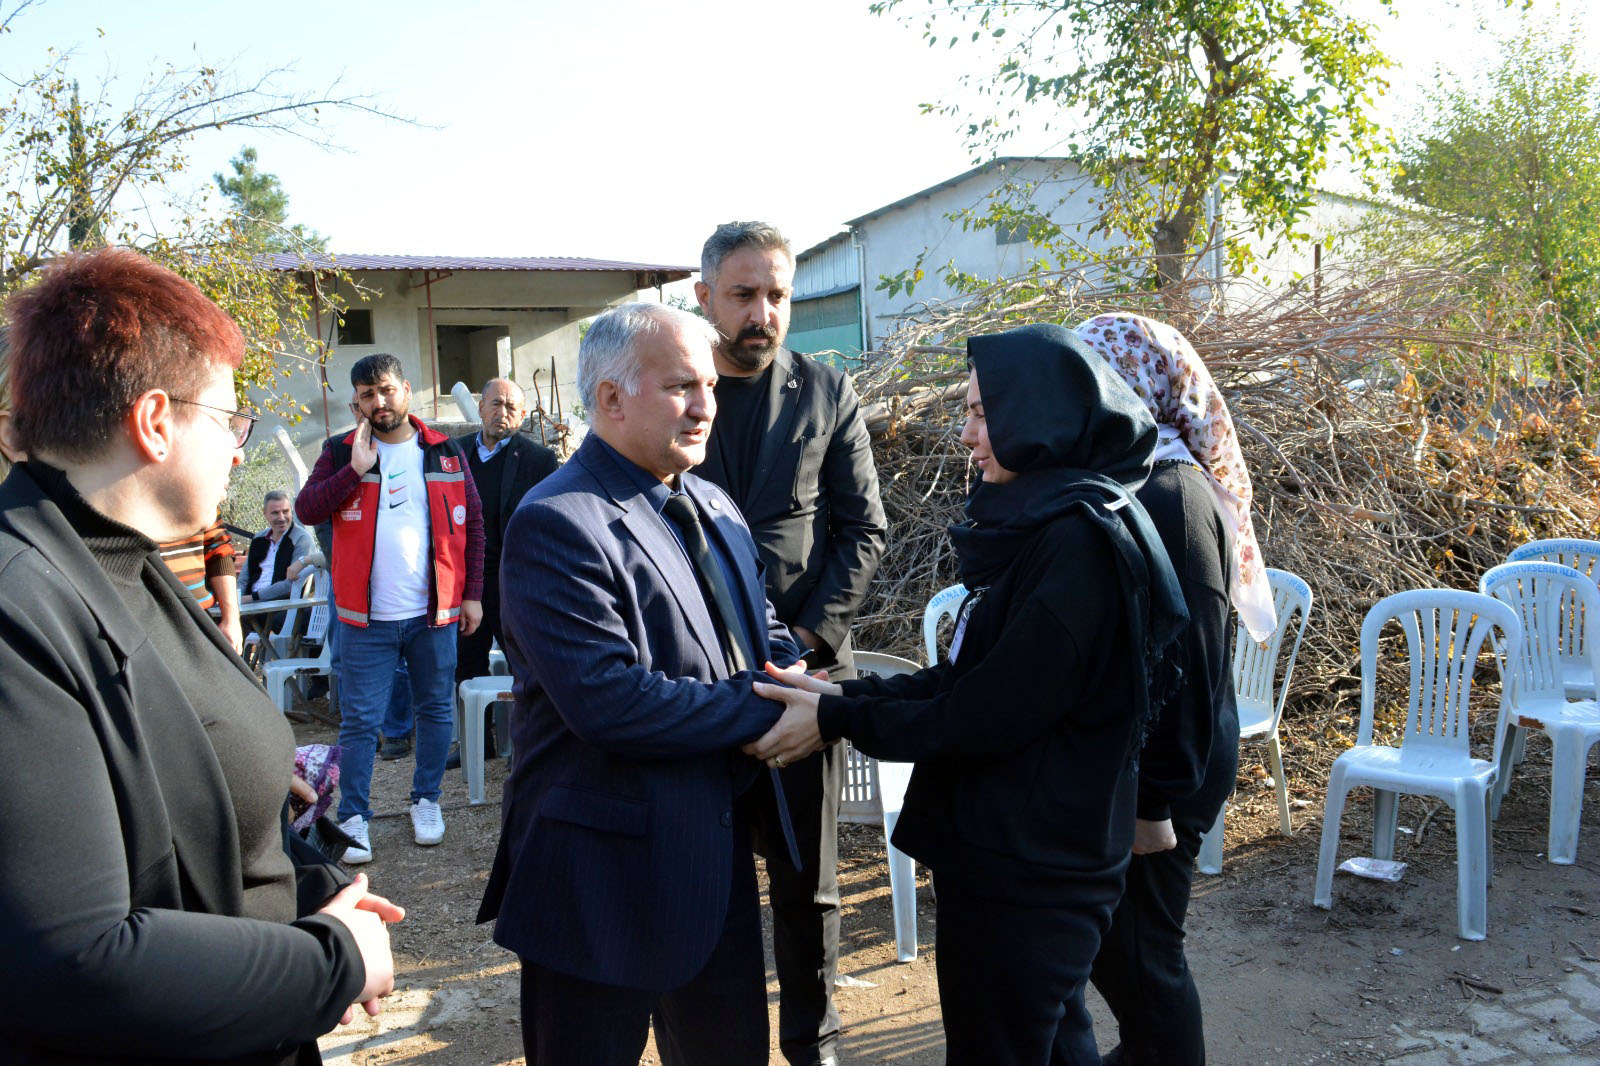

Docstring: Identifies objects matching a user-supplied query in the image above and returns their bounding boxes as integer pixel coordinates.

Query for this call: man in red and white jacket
[297,352,484,863]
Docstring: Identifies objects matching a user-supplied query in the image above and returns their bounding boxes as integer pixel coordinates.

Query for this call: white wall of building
[255,267,648,454]
[847,159,1384,348]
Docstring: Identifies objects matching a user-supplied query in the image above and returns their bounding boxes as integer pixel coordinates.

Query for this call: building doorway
[435,324,511,395]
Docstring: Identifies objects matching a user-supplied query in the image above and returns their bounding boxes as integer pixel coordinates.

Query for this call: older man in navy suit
[478,302,805,1065]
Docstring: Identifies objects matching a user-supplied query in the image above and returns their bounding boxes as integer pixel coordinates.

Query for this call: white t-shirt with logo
[368,436,432,621]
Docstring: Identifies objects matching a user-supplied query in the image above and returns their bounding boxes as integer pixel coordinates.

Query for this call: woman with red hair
[0,249,400,1064]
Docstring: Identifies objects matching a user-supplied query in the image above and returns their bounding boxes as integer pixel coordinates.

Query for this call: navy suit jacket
[477,434,802,990]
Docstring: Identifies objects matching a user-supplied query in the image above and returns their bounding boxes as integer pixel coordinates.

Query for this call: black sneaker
[378,734,412,760]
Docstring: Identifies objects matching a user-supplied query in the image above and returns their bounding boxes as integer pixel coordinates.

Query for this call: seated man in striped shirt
[159,513,242,652]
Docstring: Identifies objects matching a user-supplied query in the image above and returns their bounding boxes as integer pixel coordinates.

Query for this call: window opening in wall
[337,308,374,345]
[995,221,1030,245]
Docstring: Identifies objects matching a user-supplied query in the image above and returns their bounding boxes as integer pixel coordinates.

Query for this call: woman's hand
[745,682,825,768]
[762,660,842,696]
[318,873,401,1022]
[288,774,318,807]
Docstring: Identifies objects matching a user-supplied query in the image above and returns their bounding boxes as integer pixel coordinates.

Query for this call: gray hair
[263,489,290,508]
[700,221,792,286]
[578,303,718,414]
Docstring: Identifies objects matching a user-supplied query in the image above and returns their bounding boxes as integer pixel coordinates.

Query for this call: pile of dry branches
[847,263,1600,787]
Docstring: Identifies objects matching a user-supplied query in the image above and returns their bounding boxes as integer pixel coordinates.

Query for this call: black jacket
[692,348,886,671]
[818,513,1144,910]
[1132,462,1239,823]
[455,431,560,557]
[243,523,314,600]
[0,464,362,1065]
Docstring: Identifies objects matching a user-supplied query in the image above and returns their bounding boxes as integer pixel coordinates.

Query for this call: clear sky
[1,0,1589,269]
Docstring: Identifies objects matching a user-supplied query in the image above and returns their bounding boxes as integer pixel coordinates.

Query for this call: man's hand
[745,682,825,768]
[219,613,243,654]
[350,419,377,475]
[1131,818,1178,855]
[790,625,822,658]
[287,558,309,582]
[459,599,483,637]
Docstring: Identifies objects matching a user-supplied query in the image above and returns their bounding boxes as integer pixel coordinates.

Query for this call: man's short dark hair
[263,489,290,508]
[350,352,405,388]
[700,221,793,285]
[6,249,244,461]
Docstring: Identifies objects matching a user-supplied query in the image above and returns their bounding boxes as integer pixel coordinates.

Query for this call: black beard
[370,408,406,430]
[719,329,779,373]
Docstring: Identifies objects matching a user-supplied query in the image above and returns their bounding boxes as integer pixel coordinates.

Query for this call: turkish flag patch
[441,455,460,473]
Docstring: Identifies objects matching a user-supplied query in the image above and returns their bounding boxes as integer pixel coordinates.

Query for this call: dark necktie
[661,492,803,872]
[662,493,756,673]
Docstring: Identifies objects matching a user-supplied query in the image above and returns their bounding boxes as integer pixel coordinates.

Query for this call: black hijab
[948,323,1188,739]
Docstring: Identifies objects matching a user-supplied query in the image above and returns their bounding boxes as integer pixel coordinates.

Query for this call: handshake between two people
[744,661,841,770]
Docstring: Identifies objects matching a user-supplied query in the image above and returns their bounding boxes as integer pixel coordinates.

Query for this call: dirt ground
[297,708,1599,1065]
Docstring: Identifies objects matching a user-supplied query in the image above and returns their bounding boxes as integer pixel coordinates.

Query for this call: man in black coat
[456,378,559,681]
[692,221,887,1066]
[453,378,559,757]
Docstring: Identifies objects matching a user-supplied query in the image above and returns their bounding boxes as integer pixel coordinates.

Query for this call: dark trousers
[1090,736,1238,1066]
[935,881,1109,1066]
[456,577,501,681]
[743,736,845,1065]
[518,830,768,1066]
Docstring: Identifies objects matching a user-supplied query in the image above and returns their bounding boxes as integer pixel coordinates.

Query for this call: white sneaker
[339,814,372,864]
[410,799,445,846]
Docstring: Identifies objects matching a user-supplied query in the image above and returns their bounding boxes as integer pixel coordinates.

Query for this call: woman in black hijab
[747,323,1187,1065]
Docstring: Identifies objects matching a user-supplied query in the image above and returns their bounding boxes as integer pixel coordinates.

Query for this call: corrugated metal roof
[844,157,1060,227]
[842,156,1401,229]
[256,252,694,277]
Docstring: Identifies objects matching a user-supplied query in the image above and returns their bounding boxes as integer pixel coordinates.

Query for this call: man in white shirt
[295,353,485,864]
[241,490,313,611]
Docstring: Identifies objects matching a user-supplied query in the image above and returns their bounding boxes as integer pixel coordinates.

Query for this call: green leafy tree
[1393,17,1600,358]
[0,2,387,415]
[872,0,1394,290]
[215,146,328,253]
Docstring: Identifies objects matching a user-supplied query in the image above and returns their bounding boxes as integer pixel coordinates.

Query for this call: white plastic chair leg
[462,695,487,805]
[265,666,293,714]
[1267,733,1293,836]
[1371,789,1399,861]
[1546,728,1595,865]
[1313,768,1351,910]
[1454,783,1489,940]
[1491,725,1518,820]
[1195,807,1225,876]
[1483,788,1495,889]
[882,809,917,963]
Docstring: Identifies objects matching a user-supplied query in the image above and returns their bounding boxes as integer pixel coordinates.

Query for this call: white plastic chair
[852,649,924,963]
[268,567,325,660]
[264,636,333,715]
[921,584,969,667]
[1505,539,1600,699]
[1197,568,1313,875]
[457,676,515,805]
[1313,590,1518,941]
[1479,562,1600,865]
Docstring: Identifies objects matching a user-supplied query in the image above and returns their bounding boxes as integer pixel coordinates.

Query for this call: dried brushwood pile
[845,264,1600,785]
